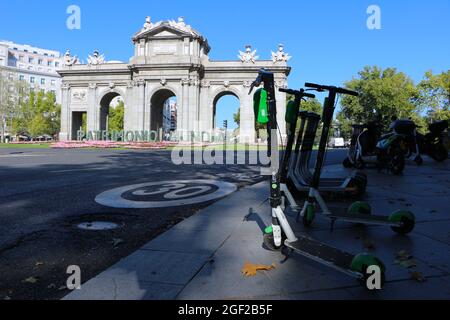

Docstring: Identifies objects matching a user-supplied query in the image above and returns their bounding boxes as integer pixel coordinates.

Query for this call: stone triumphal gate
[58,17,291,142]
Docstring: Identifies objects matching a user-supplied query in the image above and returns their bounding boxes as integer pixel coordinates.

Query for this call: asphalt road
[0,147,347,300]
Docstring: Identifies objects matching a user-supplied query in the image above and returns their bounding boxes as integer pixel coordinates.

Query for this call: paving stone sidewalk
[65,158,450,300]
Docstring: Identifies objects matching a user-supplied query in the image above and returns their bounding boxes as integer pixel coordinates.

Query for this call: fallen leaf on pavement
[112,238,124,248]
[396,259,417,269]
[395,250,417,269]
[411,272,427,282]
[363,239,376,250]
[396,250,412,261]
[22,277,39,284]
[242,262,276,277]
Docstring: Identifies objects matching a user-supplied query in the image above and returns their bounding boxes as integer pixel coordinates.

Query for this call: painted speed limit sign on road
[95,180,237,209]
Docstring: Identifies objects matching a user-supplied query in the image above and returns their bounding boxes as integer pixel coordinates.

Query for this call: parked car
[328,137,345,148]
[35,134,53,142]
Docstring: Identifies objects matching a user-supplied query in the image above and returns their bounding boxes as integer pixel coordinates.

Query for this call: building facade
[58,17,291,143]
[0,41,63,103]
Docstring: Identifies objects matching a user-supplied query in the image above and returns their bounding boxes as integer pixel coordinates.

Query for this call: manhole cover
[76,221,121,231]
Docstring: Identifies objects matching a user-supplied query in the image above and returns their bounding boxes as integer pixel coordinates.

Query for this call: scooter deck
[285,236,361,278]
[289,176,353,193]
[327,213,400,227]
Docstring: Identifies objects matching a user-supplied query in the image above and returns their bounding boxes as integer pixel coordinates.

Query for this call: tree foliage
[340,66,418,127]
[416,70,450,121]
[14,90,60,137]
[108,100,125,133]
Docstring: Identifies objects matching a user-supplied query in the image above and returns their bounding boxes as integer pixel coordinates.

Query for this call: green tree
[233,109,240,127]
[28,113,51,137]
[416,70,450,121]
[299,97,323,114]
[0,73,31,141]
[340,66,419,129]
[108,100,125,133]
[10,87,61,138]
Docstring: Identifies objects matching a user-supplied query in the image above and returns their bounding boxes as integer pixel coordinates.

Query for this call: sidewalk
[65,158,450,300]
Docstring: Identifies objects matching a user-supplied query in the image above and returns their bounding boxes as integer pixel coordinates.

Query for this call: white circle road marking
[95,180,237,209]
[164,186,213,199]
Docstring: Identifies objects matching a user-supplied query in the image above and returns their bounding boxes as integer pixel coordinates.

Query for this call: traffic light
[223,120,228,129]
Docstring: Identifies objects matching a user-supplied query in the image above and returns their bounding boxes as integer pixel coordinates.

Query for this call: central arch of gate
[58,17,291,143]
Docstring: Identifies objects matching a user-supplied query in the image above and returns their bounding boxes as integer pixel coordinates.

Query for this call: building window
[51,80,56,86]
[47,61,52,67]
[50,90,56,95]
[30,76,35,84]
[8,73,13,80]
[55,62,60,68]
[19,75,25,81]
[19,55,24,62]
[29,57,34,63]
[38,59,43,65]
[41,78,46,85]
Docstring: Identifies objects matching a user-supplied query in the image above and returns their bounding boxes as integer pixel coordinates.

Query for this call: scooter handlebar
[279,88,316,99]
[304,82,323,91]
[338,88,359,97]
[305,82,359,97]
[303,92,316,99]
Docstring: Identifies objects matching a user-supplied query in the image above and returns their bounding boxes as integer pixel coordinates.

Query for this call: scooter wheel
[350,254,386,288]
[263,232,286,252]
[350,176,367,197]
[389,210,415,235]
[414,155,424,166]
[302,204,315,227]
[343,158,354,168]
[390,150,405,175]
[355,160,365,170]
[348,201,372,215]
[431,145,448,162]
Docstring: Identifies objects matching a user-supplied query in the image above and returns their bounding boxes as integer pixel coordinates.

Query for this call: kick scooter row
[250,69,385,287]
[297,82,415,235]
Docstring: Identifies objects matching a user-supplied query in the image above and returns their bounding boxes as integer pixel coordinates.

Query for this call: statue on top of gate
[238,45,259,64]
[87,50,106,65]
[271,44,291,63]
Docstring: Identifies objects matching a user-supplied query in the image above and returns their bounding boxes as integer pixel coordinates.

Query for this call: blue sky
[1,0,449,129]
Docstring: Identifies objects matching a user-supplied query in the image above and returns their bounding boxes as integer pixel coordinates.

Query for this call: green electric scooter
[298,83,416,235]
[250,69,385,287]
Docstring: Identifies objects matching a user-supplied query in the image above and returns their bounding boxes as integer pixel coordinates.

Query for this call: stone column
[199,80,211,139]
[137,79,146,131]
[240,84,256,144]
[189,78,200,134]
[59,83,71,141]
[124,81,134,132]
[180,78,190,141]
[87,82,97,133]
[144,82,152,131]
